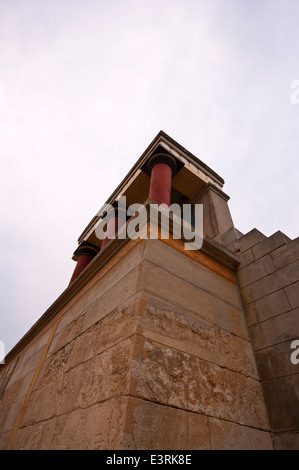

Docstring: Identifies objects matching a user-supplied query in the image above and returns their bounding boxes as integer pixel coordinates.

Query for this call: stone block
[1,369,34,408]
[244,289,291,326]
[21,373,65,426]
[0,431,10,450]
[124,397,210,450]
[255,341,299,381]
[35,341,74,389]
[0,397,23,433]
[145,239,241,307]
[262,374,299,431]
[252,231,291,260]
[48,313,85,357]
[75,337,134,409]
[21,337,134,427]
[272,431,299,450]
[83,263,143,331]
[241,260,299,305]
[141,260,248,339]
[209,417,273,449]
[131,337,269,430]
[7,346,44,388]
[213,227,243,248]
[12,421,44,450]
[271,237,299,269]
[238,248,254,270]
[89,299,145,359]
[12,330,49,377]
[227,229,266,253]
[285,281,299,309]
[249,308,299,351]
[13,397,127,449]
[237,255,276,288]
[138,303,258,378]
[65,327,95,371]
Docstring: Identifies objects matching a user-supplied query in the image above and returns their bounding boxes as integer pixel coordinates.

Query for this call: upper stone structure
[69,130,236,284]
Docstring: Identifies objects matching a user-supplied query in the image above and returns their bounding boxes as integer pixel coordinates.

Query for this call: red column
[69,241,99,286]
[147,154,177,207]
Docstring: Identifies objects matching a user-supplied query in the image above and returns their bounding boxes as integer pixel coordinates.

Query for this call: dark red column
[147,154,177,207]
[69,241,100,285]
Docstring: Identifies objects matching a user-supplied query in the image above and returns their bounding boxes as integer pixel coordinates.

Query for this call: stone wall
[0,237,273,449]
[217,228,299,449]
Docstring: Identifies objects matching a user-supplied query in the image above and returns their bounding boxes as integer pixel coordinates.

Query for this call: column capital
[73,240,100,259]
[147,153,178,176]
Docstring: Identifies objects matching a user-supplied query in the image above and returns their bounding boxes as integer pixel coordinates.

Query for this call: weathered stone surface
[285,281,299,309]
[89,299,146,359]
[244,288,291,326]
[138,304,258,378]
[11,421,44,450]
[237,255,276,289]
[22,373,65,426]
[36,341,74,388]
[249,308,299,351]
[48,314,85,357]
[252,231,290,260]
[13,398,127,450]
[131,337,269,430]
[66,327,95,371]
[209,417,273,449]
[124,398,210,450]
[255,341,299,381]
[141,260,248,339]
[21,337,134,427]
[75,338,133,409]
[262,375,299,431]
[272,431,299,450]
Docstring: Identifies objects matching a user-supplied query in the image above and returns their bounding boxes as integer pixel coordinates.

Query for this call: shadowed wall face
[215,227,299,450]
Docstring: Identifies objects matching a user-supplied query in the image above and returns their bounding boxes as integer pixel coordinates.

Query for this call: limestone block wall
[0,239,146,449]
[219,228,299,449]
[0,237,273,450]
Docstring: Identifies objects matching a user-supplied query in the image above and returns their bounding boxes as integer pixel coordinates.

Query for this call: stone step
[252,231,292,260]
[227,228,267,253]
[213,227,244,247]
[270,237,299,269]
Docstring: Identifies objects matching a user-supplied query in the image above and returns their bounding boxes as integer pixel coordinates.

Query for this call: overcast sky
[0,0,298,357]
